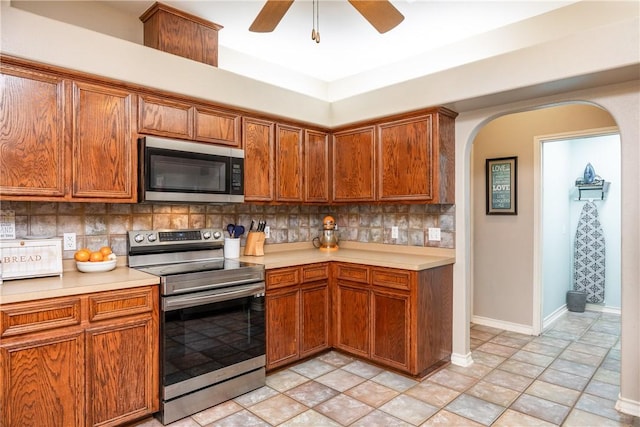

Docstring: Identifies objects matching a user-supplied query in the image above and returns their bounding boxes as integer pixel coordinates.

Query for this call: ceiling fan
[249,0,405,34]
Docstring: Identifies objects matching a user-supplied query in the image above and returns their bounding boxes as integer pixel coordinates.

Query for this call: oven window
[149,150,227,193]
[162,296,265,387]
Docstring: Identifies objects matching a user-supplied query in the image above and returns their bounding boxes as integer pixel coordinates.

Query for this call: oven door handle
[163,282,265,311]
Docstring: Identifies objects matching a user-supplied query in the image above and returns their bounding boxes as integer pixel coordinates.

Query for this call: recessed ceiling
[100,0,578,82]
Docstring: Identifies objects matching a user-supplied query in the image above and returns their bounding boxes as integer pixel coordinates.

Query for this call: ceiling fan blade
[249,0,295,32]
[348,0,405,34]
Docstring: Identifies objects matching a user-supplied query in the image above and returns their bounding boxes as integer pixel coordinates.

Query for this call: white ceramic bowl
[76,259,117,273]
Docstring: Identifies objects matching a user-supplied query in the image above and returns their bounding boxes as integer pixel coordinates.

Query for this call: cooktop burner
[127,228,265,296]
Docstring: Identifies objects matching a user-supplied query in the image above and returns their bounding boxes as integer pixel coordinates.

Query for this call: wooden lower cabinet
[334,281,370,358]
[370,288,410,371]
[266,264,329,370]
[266,261,452,377]
[332,263,452,377]
[299,282,329,358]
[0,286,159,427]
[266,286,300,369]
[1,330,85,427]
[85,318,157,427]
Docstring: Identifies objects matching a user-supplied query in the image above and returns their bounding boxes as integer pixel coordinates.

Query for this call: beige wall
[471,104,616,327]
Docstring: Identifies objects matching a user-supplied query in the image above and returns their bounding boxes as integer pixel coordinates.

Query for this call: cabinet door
[138,95,193,139]
[300,282,329,358]
[332,126,375,202]
[0,65,68,199]
[194,106,241,146]
[334,281,369,357]
[0,331,85,427]
[304,130,330,203]
[371,288,410,371]
[85,318,157,427]
[243,117,275,201]
[378,115,434,201]
[275,124,304,202]
[85,287,158,426]
[72,81,135,201]
[266,287,299,370]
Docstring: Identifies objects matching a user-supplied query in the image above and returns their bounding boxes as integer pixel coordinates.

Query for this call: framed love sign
[486,157,517,215]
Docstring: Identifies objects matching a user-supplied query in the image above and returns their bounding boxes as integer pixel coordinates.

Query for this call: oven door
[161,281,265,401]
[140,136,244,203]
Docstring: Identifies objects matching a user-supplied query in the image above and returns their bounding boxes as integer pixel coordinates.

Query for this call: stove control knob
[147,233,157,242]
[202,231,212,240]
[133,234,144,243]
[212,231,222,240]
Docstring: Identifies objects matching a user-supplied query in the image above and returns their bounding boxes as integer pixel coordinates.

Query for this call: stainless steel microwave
[139,136,244,204]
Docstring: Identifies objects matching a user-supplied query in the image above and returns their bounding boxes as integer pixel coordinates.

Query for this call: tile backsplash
[0,202,455,259]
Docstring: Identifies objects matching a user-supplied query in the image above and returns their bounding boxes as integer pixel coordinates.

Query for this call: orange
[74,249,90,262]
[99,246,112,257]
[89,251,104,262]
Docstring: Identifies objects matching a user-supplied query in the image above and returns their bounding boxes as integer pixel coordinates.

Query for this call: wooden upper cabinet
[332,126,376,202]
[0,64,68,199]
[138,95,241,147]
[194,106,241,147]
[275,124,304,202]
[304,130,330,203]
[71,81,136,201]
[140,2,222,67]
[378,110,456,203]
[138,95,193,139]
[243,117,275,201]
[378,115,433,201]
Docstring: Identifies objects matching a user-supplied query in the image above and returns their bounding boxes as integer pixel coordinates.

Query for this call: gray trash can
[566,290,587,312]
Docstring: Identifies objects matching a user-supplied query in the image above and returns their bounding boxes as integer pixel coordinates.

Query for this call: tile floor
[134,311,639,426]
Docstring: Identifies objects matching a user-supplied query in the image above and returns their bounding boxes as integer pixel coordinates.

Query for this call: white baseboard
[450,352,474,367]
[543,305,568,332]
[586,303,621,315]
[616,395,640,417]
[472,315,535,336]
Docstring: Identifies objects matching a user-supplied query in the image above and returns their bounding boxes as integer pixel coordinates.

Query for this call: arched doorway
[470,104,619,335]
[451,84,639,416]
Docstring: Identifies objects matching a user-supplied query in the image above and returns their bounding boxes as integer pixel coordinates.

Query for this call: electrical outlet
[391,226,399,239]
[428,227,441,242]
[63,233,76,250]
[264,226,271,239]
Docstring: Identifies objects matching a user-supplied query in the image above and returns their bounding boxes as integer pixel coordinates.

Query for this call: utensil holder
[243,231,265,256]
[224,238,240,258]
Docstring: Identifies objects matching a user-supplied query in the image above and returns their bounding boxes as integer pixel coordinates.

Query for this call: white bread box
[0,238,63,281]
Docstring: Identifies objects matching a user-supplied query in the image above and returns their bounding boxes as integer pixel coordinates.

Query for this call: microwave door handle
[163,283,264,311]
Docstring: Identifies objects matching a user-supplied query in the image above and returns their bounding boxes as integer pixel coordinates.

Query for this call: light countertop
[1,242,454,305]
[0,261,159,305]
[238,241,455,271]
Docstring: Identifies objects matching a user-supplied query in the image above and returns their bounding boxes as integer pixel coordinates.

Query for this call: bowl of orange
[75,246,117,273]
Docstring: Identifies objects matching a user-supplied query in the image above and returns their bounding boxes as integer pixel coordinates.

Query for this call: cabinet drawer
[301,263,329,283]
[88,287,155,322]
[372,268,412,291]
[267,267,300,290]
[334,263,369,284]
[1,297,81,337]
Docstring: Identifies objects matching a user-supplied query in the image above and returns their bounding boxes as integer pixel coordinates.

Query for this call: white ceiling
[100,0,578,83]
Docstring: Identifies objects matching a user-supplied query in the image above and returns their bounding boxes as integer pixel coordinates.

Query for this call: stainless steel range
[127,228,266,425]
